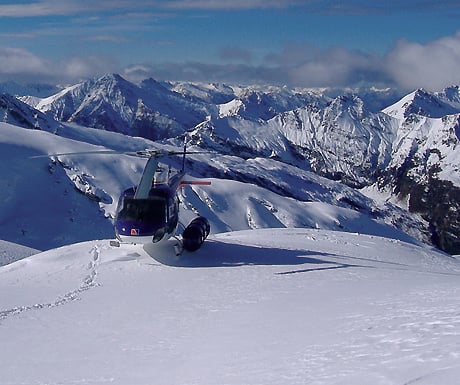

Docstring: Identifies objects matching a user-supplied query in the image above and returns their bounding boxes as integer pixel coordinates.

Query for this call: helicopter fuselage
[114,183,179,245]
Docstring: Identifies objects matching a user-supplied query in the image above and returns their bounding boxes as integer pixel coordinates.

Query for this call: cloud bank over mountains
[2,32,459,92]
[0,0,459,91]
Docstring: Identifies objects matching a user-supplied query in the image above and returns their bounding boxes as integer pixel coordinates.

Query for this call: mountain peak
[325,94,367,119]
[383,88,460,119]
[439,85,460,106]
[99,73,126,82]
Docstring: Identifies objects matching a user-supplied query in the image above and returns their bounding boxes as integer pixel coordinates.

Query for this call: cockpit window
[117,197,166,223]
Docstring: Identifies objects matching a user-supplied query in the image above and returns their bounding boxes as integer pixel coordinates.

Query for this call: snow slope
[1,228,460,385]
[0,122,426,251]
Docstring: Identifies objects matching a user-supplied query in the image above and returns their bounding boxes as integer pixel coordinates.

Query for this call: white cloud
[261,43,390,88]
[0,0,298,17]
[119,33,460,91]
[261,34,460,91]
[0,47,49,76]
[1,30,460,92]
[0,1,80,17]
[84,35,130,43]
[59,56,119,81]
[384,32,460,91]
[0,46,117,83]
[156,0,460,12]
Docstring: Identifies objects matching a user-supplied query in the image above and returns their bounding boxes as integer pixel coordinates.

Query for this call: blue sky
[0,0,460,91]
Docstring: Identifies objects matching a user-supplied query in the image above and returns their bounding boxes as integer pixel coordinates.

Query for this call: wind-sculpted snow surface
[1,229,460,385]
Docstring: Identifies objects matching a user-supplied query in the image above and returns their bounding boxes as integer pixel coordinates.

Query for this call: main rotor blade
[30,148,210,159]
[30,150,133,159]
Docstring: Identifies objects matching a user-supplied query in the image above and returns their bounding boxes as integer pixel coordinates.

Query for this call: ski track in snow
[0,244,101,323]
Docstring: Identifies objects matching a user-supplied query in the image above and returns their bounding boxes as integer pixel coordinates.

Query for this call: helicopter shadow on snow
[143,239,365,272]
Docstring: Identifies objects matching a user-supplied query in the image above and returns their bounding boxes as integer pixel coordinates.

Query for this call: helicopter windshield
[117,197,166,224]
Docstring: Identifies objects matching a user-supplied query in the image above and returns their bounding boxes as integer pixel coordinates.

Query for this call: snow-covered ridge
[17,74,459,189]
[0,93,59,132]
[383,86,460,120]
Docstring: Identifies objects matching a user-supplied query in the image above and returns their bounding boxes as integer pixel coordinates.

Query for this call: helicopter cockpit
[114,182,179,244]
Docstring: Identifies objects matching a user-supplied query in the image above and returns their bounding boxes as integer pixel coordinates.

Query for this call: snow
[1,121,427,251]
[34,83,82,112]
[1,97,460,384]
[382,88,460,120]
[385,112,460,187]
[1,228,460,385]
[218,98,244,118]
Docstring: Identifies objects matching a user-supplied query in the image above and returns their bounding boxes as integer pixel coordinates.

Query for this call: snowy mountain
[10,74,460,254]
[1,229,460,384]
[21,75,421,188]
[0,122,425,252]
[194,94,395,187]
[29,74,211,140]
[380,89,460,254]
[0,93,59,132]
[383,86,460,120]
[184,88,459,253]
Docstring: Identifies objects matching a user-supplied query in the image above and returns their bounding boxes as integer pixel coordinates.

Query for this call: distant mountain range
[2,74,459,254]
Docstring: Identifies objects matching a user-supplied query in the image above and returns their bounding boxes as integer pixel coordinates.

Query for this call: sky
[0,0,460,91]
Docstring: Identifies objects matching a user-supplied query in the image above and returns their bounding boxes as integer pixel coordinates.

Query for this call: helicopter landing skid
[110,240,121,247]
[173,236,183,256]
[109,237,184,256]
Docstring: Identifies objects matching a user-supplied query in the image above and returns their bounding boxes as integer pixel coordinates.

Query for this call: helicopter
[112,147,211,252]
[36,145,211,254]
